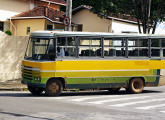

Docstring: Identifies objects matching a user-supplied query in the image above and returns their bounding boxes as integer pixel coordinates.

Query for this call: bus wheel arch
[45,77,65,96]
[126,77,145,94]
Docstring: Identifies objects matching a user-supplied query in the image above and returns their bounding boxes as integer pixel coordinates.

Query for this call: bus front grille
[22,66,40,81]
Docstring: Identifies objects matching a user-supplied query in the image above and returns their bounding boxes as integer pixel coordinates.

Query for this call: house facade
[72,5,140,33]
[0,0,30,32]
[11,5,65,36]
[0,0,66,36]
[72,5,165,34]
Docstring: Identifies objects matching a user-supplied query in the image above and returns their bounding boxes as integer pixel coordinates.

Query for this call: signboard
[63,17,70,26]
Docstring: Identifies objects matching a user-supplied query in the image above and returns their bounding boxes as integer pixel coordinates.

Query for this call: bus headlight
[38,77,41,82]
[34,77,41,82]
[34,77,37,81]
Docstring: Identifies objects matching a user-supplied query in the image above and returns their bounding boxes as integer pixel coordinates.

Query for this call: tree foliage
[114,0,165,34]
[71,0,165,34]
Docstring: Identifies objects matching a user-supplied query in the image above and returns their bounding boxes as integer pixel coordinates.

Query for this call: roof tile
[37,0,66,5]
[12,5,65,22]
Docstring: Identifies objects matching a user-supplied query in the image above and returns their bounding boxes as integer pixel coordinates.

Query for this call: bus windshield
[25,38,55,61]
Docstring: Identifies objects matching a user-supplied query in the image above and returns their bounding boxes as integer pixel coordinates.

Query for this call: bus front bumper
[21,80,45,88]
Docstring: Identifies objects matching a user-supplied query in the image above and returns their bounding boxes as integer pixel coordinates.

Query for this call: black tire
[28,85,44,95]
[45,79,63,96]
[125,88,131,93]
[129,78,144,94]
[108,88,121,93]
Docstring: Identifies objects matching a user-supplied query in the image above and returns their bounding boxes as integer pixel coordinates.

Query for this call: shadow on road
[60,90,163,96]
[0,89,163,97]
[0,111,53,120]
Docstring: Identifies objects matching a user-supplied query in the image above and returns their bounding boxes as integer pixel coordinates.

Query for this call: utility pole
[65,0,72,31]
[147,0,151,34]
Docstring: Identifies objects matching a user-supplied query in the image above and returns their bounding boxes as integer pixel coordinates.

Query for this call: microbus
[22,31,165,96]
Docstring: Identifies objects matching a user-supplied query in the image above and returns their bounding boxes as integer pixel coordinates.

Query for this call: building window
[0,22,4,31]
[47,25,53,30]
[27,27,30,34]
[77,24,83,31]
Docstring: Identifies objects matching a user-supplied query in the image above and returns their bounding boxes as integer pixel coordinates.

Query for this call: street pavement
[0,86,165,120]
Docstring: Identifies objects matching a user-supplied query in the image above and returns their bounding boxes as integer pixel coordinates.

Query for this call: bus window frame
[151,38,165,58]
[25,37,56,61]
[78,37,102,58]
[126,38,150,58]
[56,36,76,58]
[103,37,127,58]
[54,35,165,60]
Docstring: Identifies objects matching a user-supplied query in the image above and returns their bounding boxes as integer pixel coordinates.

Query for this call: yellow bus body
[22,59,165,89]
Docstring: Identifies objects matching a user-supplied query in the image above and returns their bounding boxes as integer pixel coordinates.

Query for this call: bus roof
[30,30,165,38]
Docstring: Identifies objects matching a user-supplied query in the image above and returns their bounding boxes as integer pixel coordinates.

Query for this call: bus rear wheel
[129,78,144,94]
[28,85,44,95]
[45,79,63,96]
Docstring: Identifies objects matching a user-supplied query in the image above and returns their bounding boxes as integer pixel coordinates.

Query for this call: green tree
[71,0,165,34]
[114,0,165,34]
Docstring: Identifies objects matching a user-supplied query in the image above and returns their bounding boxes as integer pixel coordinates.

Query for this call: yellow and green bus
[22,31,165,96]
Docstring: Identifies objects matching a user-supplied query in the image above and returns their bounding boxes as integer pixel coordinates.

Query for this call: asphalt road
[0,86,165,120]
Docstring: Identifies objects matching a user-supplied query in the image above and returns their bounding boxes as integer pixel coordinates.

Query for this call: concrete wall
[0,31,29,81]
[4,22,10,32]
[72,9,112,32]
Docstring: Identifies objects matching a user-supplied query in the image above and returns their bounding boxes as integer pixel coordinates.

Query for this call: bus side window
[162,39,165,57]
[57,37,76,58]
[139,39,149,57]
[151,39,161,57]
[57,47,65,57]
[104,38,125,57]
[128,39,138,57]
[79,38,101,57]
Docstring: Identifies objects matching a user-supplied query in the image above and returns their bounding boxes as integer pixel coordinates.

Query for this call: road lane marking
[136,104,165,110]
[110,98,165,107]
[87,96,150,104]
[71,96,118,102]
[160,111,165,113]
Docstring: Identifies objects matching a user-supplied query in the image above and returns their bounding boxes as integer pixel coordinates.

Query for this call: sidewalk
[0,79,27,91]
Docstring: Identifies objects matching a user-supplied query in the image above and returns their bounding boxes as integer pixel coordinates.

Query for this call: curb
[0,87,28,91]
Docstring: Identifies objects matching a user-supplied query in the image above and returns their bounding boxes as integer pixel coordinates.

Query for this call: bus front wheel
[128,78,144,94]
[28,85,44,95]
[45,79,63,96]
